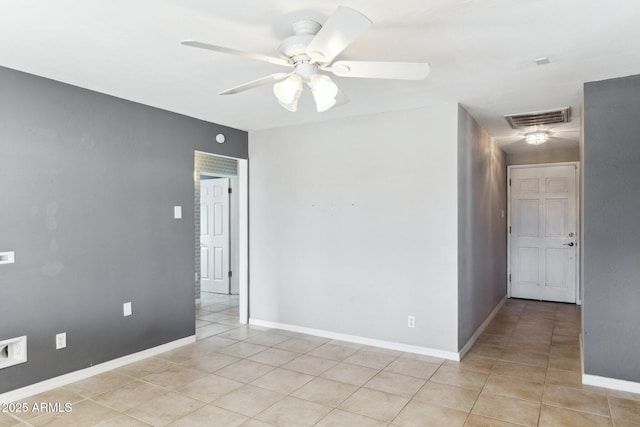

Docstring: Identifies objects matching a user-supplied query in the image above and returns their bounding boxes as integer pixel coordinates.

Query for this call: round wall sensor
[216,134,226,143]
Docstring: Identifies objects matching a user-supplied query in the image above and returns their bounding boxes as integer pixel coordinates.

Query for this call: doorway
[507,162,580,303]
[195,151,248,324]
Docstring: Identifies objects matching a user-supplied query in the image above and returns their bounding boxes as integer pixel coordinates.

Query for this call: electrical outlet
[0,251,15,264]
[407,315,416,328]
[123,302,132,317]
[56,333,66,350]
[0,336,27,368]
[14,340,24,358]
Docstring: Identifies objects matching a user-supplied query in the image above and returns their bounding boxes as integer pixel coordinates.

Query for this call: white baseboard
[583,373,640,394]
[580,331,640,393]
[0,335,196,404]
[249,319,460,361]
[458,296,507,359]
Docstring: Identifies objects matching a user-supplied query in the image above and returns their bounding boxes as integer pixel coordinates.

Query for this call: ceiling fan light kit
[309,74,338,112]
[275,77,303,111]
[181,6,430,113]
[272,61,339,112]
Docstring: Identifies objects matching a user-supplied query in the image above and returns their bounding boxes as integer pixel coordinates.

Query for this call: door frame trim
[195,151,249,324]
[507,161,581,305]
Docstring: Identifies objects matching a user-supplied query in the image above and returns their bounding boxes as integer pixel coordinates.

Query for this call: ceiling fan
[181,6,430,112]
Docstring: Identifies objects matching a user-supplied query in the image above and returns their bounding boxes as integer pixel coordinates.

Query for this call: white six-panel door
[200,178,230,294]
[509,164,578,303]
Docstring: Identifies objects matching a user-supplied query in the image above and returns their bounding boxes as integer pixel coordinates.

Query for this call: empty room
[1,1,640,426]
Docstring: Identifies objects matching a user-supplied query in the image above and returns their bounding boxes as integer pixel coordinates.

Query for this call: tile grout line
[444,302,524,426]
[387,357,446,426]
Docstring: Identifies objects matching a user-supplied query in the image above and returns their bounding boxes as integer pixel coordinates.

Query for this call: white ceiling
[2,0,640,153]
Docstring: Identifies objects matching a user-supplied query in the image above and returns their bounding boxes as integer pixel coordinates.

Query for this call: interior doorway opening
[195,151,248,324]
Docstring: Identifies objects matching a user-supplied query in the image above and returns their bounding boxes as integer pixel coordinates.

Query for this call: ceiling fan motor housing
[278,20,321,63]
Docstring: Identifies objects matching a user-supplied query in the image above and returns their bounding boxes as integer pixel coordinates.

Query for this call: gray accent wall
[457,106,507,350]
[583,74,640,382]
[0,66,247,393]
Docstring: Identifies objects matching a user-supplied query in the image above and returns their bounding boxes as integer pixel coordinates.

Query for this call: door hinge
[509,274,511,282]
[509,226,511,234]
[228,187,232,194]
[228,271,232,278]
[509,179,511,186]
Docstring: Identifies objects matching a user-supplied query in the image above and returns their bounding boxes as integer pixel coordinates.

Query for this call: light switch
[174,206,182,219]
[123,302,132,317]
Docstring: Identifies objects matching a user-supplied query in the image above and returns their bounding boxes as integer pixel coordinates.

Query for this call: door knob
[563,242,575,247]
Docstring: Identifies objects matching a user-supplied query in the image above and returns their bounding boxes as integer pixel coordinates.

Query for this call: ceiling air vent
[504,107,571,129]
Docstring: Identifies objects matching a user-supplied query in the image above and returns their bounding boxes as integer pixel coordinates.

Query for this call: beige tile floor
[3,298,640,426]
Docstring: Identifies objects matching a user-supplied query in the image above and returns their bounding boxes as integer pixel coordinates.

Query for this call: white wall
[249,105,460,352]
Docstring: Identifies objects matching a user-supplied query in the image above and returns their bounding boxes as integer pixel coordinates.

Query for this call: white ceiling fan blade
[219,73,292,95]
[305,6,372,64]
[181,40,292,68]
[328,60,430,80]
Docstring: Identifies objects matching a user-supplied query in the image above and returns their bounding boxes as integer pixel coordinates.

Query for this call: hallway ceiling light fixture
[524,131,550,145]
[181,6,430,113]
